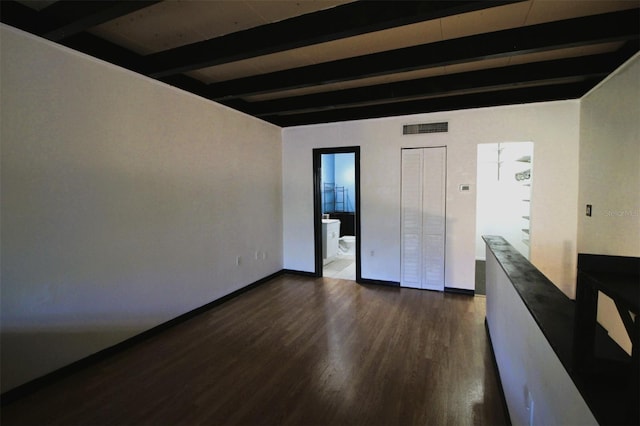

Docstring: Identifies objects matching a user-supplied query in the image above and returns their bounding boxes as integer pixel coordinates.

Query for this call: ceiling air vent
[403,122,448,135]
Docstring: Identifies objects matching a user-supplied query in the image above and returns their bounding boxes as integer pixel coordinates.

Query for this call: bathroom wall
[334,153,356,212]
[321,154,335,214]
[321,153,355,213]
[0,25,283,392]
[283,100,580,293]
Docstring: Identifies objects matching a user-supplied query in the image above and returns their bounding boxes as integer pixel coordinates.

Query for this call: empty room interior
[1,1,638,425]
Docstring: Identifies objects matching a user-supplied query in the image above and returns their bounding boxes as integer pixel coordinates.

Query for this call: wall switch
[586,204,592,217]
[236,256,241,266]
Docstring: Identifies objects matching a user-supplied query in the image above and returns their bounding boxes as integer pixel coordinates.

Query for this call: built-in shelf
[516,150,532,257]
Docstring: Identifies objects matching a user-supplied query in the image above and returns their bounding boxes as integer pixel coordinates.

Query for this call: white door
[401,147,446,291]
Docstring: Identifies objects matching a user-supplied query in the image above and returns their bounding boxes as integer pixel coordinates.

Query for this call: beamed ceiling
[2,0,639,127]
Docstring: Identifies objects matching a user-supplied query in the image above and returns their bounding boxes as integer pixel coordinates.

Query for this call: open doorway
[475,142,533,294]
[313,147,361,281]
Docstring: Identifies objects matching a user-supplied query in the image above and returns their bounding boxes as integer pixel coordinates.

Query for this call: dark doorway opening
[313,147,361,281]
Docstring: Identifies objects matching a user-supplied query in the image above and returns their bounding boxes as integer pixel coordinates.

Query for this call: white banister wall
[485,247,597,426]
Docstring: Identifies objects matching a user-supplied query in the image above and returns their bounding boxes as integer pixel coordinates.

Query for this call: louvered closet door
[421,147,446,291]
[401,149,424,288]
[401,147,446,291]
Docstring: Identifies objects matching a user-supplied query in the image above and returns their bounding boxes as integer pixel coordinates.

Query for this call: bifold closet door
[401,147,446,291]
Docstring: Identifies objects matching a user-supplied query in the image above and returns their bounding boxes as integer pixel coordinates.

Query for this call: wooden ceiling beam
[38,1,161,42]
[0,1,45,35]
[263,80,600,127]
[208,9,640,101]
[60,32,146,72]
[0,1,160,42]
[144,1,524,78]
[2,1,637,128]
[245,53,628,117]
[0,1,147,71]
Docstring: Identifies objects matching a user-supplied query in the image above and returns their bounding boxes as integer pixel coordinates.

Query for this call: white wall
[485,248,597,426]
[578,52,640,256]
[0,25,283,392]
[282,101,580,293]
[578,52,640,354]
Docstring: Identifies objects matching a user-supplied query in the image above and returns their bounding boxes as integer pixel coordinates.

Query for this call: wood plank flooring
[1,275,507,425]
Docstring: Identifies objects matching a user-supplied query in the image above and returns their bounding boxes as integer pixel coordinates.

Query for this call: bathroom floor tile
[324,255,355,280]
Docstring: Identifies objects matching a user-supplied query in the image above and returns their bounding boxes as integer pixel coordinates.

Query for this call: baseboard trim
[484,318,513,426]
[0,270,283,406]
[445,286,475,296]
[281,269,318,278]
[359,278,400,287]
[281,270,401,289]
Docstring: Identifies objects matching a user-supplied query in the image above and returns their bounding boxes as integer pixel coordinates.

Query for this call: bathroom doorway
[313,147,361,281]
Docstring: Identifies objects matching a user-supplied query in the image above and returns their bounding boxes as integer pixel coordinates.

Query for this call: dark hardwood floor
[2,274,508,425]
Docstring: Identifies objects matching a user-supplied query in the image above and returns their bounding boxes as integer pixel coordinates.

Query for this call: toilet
[339,235,356,255]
